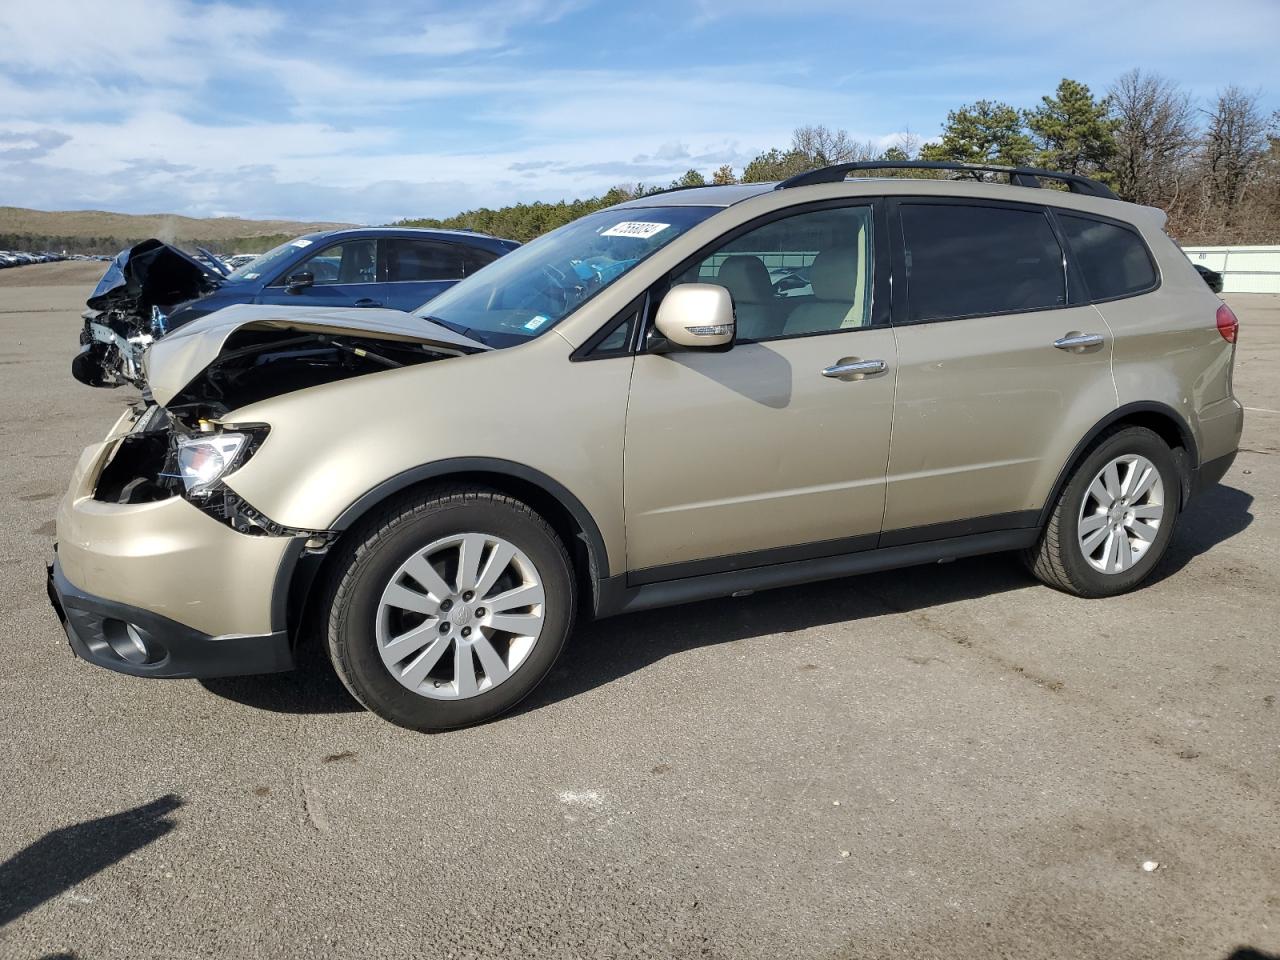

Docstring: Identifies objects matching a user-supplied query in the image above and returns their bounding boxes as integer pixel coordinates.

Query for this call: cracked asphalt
[1,263,1277,959]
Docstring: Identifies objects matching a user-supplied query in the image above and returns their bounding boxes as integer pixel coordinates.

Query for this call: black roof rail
[634,181,738,199]
[774,160,1118,199]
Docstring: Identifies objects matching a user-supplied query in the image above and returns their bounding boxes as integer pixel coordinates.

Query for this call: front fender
[221,336,632,577]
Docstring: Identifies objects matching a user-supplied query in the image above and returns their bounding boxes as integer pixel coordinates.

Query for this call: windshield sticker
[524,315,550,331]
[242,272,260,280]
[290,239,313,248]
[600,221,670,240]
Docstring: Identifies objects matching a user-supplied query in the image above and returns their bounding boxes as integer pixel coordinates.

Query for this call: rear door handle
[354,298,382,308]
[822,358,887,379]
[1053,333,1104,351]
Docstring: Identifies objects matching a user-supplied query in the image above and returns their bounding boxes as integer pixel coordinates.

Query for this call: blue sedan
[166,227,519,326]
[76,227,518,387]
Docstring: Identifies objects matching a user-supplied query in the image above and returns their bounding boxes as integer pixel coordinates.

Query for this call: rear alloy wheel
[324,488,575,731]
[1075,454,1166,575]
[1024,426,1181,598]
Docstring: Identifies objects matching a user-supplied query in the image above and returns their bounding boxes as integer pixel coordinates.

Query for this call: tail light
[1216,303,1239,343]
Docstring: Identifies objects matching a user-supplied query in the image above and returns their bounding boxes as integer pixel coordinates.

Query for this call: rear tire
[1024,426,1181,598]
[322,487,575,731]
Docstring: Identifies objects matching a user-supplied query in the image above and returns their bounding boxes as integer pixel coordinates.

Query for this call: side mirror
[654,283,735,349]
[285,271,314,292]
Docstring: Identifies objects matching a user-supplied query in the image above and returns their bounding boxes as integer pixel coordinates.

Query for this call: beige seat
[714,255,780,341]
[783,248,868,334]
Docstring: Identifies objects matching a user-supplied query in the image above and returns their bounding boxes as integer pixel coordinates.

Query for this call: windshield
[413,205,718,346]
[226,235,319,282]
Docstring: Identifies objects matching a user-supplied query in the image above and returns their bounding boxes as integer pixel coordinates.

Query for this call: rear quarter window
[1057,214,1158,301]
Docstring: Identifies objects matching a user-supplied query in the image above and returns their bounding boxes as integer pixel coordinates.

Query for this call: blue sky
[1,0,1276,224]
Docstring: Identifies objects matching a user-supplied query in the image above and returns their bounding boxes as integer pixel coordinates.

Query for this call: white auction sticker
[290,239,313,248]
[600,221,670,239]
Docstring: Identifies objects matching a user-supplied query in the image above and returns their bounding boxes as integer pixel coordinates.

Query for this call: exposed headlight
[176,432,250,495]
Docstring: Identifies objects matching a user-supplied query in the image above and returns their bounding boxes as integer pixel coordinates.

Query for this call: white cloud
[1,0,1276,224]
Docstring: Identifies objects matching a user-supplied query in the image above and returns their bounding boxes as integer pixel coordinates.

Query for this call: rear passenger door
[881,199,1117,542]
[379,239,496,311]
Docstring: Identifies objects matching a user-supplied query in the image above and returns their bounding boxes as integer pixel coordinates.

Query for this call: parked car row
[48,160,1242,734]
[1,250,103,267]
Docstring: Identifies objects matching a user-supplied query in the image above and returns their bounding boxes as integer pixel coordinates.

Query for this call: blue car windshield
[225,236,318,282]
[414,206,718,346]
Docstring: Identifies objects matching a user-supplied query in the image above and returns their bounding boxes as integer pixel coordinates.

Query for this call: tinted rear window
[1058,214,1157,301]
[384,239,465,282]
[900,204,1066,322]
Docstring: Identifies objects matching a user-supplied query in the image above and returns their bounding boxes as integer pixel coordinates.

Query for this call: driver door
[258,238,381,308]
[622,201,896,581]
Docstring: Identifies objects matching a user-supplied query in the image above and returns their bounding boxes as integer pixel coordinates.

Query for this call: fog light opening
[102,619,165,665]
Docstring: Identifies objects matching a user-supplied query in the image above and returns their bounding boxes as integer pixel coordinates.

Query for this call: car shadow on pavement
[1152,482,1254,581]
[0,794,181,928]
[519,554,1034,716]
[195,482,1253,720]
[523,482,1255,716]
[197,637,362,715]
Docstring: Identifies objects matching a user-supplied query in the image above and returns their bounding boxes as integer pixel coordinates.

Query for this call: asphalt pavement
[1,262,1276,959]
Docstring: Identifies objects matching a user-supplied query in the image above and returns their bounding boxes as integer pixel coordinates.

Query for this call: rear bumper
[48,553,293,679]
[1191,449,1238,498]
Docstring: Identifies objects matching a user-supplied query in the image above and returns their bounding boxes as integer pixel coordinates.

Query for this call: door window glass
[297,239,376,285]
[462,247,500,276]
[677,205,874,341]
[900,204,1065,322]
[1058,214,1157,300]
[383,239,467,282]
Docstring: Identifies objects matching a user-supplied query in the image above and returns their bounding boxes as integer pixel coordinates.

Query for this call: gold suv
[47,162,1243,730]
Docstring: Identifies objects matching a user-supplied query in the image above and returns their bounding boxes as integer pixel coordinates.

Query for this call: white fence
[1181,245,1280,294]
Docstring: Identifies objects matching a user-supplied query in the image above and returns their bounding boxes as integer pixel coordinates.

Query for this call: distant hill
[0,206,357,256]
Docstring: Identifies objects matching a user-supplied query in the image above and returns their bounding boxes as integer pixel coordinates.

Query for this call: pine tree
[920,101,1035,167]
[1026,79,1118,176]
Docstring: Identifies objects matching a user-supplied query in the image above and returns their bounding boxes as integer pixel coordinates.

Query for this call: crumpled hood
[145,302,489,407]
[86,239,225,312]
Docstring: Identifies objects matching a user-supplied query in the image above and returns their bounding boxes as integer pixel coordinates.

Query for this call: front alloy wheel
[324,488,575,731]
[376,533,546,700]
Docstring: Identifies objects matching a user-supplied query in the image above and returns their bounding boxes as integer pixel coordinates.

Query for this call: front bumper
[48,554,292,679]
[49,406,304,678]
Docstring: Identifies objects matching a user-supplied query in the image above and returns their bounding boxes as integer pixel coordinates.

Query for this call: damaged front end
[89,302,487,532]
[74,239,226,389]
[92,404,299,537]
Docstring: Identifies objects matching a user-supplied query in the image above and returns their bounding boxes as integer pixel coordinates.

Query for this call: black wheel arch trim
[271,458,611,641]
[1038,401,1200,528]
[328,458,608,565]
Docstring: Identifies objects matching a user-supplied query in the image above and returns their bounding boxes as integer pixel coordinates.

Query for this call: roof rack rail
[774,160,1118,199]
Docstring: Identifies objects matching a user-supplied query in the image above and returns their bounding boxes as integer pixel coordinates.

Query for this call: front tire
[1025,426,1181,598]
[323,487,575,731]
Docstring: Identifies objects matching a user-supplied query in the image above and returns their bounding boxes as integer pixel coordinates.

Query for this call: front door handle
[353,298,382,308]
[1053,332,1104,351]
[822,358,887,380]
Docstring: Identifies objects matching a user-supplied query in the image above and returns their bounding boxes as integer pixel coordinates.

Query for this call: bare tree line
[403,70,1278,245]
[687,71,1280,245]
